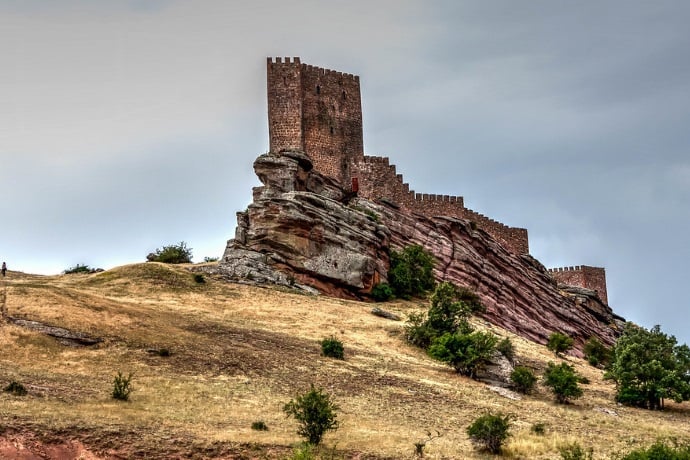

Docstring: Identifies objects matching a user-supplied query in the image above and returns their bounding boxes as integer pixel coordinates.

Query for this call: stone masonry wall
[267,57,529,254]
[548,266,608,304]
[354,155,529,254]
[300,63,364,185]
[267,57,303,153]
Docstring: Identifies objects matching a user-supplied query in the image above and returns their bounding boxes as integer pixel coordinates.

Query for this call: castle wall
[266,57,527,255]
[548,266,608,304]
[354,155,529,254]
[300,64,364,185]
[267,57,304,153]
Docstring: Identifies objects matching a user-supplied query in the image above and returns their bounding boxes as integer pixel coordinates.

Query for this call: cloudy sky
[3,1,689,344]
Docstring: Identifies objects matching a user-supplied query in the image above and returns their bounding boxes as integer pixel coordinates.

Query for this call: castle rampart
[267,57,529,255]
[548,266,608,304]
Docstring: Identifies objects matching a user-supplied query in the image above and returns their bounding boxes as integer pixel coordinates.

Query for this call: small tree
[112,371,133,401]
[428,330,498,379]
[283,385,339,445]
[466,412,512,454]
[388,245,435,299]
[147,241,193,264]
[543,362,583,404]
[605,323,690,410]
[510,366,537,394]
[583,336,610,367]
[547,332,574,357]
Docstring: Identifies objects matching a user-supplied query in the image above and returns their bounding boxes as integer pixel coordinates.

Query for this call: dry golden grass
[0,263,689,459]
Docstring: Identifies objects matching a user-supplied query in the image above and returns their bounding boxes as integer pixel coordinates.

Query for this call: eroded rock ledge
[216,150,624,350]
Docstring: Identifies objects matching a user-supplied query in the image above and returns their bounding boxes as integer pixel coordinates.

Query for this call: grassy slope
[0,263,688,459]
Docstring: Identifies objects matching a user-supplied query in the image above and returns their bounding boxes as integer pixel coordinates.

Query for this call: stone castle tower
[265,56,608,303]
[267,57,364,186]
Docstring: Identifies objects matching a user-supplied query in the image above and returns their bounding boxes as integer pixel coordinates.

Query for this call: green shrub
[371,283,394,302]
[321,336,345,360]
[203,256,219,263]
[147,241,193,264]
[559,442,593,460]
[157,348,171,357]
[428,330,498,379]
[510,366,537,394]
[388,245,435,299]
[112,371,133,401]
[193,273,205,284]
[543,362,583,404]
[283,385,339,445]
[3,381,27,396]
[251,420,269,431]
[405,311,437,349]
[466,412,512,454]
[583,336,610,367]
[289,443,315,460]
[547,332,574,357]
[497,337,515,363]
[530,422,546,435]
[620,440,690,459]
[63,264,92,274]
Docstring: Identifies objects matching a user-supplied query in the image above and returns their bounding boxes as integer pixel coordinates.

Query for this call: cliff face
[219,151,624,349]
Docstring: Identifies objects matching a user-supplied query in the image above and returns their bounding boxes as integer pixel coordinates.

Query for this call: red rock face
[219,151,623,350]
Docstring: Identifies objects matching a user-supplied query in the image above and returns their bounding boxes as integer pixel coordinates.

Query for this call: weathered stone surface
[220,149,624,350]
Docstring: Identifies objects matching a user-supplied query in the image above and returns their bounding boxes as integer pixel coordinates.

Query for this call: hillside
[1,264,688,459]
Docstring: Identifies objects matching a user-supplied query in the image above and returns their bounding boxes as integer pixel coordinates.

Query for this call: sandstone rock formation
[218,150,624,351]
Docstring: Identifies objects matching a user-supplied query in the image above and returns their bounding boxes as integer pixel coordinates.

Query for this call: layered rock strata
[218,150,624,350]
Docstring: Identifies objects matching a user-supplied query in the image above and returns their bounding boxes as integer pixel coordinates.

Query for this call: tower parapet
[548,266,608,304]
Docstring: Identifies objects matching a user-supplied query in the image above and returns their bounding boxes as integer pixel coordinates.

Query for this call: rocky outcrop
[219,150,624,350]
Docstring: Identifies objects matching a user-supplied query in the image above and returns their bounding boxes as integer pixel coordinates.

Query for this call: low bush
[530,422,546,435]
[203,256,219,263]
[620,440,690,459]
[543,362,583,404]
[510,366,537,394]
[3,381,27,396]
[320,336,345,360]
[112,371,133,401]
[283,384,339,446]
[466,412,512,454]
[497,337,515,363]
[147,241,193,264]
[251,420,269,431]
[193,273,205,284]
[547,332,574,357]
[64,264,92,274]
[371,283,394,302]
[388,245,435,299]
[583,336,610,367]
[428,330,498,379]
[559,442,593,460]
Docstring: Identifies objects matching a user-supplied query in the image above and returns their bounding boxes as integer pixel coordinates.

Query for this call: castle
[266,57,609,304]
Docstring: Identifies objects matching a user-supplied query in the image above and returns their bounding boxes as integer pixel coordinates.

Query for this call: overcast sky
[2,1,689,344]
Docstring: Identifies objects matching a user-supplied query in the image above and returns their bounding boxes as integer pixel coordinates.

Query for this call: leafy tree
[583,336,610,367]
[147,241,193,264]
[428,330,498,379]
[388,245,435,299]
[283,385,339,445]
[547,332,574,357]
[466,412,512,454]
[605,323,690,410]
[543,362,583,404]
[405,282,485,349]
[510,366,537,394]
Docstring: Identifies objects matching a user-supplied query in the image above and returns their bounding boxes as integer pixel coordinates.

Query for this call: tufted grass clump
[251,420,269,431]
[321,336,345,360]
[4,381,28,396]
[112,371,134,401]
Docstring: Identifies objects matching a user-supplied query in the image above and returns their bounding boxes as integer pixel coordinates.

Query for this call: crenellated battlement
[548,265,608,304]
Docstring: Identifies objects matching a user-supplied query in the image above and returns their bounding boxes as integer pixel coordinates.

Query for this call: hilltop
[1,264,688,459]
